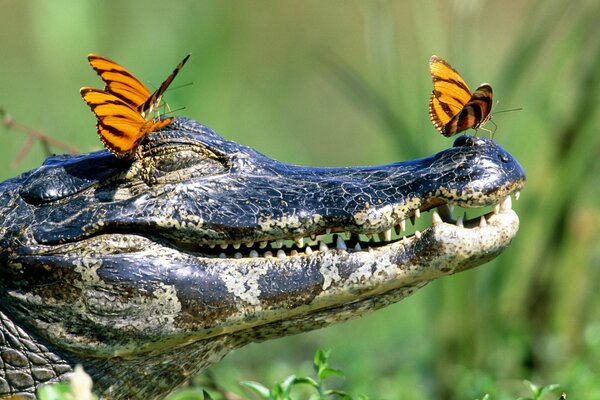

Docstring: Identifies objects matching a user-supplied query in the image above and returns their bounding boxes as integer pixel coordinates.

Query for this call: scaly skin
[0,117,525,399]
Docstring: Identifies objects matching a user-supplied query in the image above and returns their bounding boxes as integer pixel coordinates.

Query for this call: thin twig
[0,108,80,167]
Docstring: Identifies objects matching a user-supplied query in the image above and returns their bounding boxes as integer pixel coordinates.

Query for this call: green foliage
[35,352,567,400]
[238,350,356,400]
[516,381,562,400]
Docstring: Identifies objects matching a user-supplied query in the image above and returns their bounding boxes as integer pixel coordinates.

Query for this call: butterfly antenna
[493,107,523,115]
[167,81,194,92]
[161,106,186,117]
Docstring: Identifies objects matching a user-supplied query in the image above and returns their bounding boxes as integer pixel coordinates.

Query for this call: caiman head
[0,117,525,399]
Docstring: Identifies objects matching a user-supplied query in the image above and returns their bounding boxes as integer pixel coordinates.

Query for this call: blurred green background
[2,1,600,399]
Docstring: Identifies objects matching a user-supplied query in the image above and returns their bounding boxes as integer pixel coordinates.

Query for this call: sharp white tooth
[290,250,298,256]
[219,243,228,250]
[415,209,421,219]
[354,242,362,251]
[449,203,455,213]
[500,195,512,211]
[264,251,273,258]
[402,236,408,244]
[414,230,421,238]
[305,246,313,255]
[514,191,521,201]
[219,253,227,259]
[310,233,317,240]
[233,243,241,250]
[245,241,254,248]
[456,215,464,228]
[277,249,286,259]
[259,241,268,249]
[326,228,331,235]
[336,235,347,250]
[368,246,374,253]
[209,243,216,249]
[234,252,242,259]
[382,229,392,241]
[319,241,328,251]
[249,250,259,258]
[437,205,454,222]
[493,204,500,214]
[276,239,284,248]
[399,219,406,231]
[294,237,304,248]
[479,216,487,227]
[432,210,443,225]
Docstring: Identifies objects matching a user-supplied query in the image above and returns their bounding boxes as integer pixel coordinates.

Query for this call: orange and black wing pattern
[138,54,190,117]
[81,54,190,158]
[80,88,172,158]
[428,55,493,137]
[88,53,190,117]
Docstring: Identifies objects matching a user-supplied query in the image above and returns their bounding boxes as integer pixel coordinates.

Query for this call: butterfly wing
[87,54,152,112]
[80,87,172,158]
[428,55,494,136]
[138,54,191,117]
[442,84,493,136]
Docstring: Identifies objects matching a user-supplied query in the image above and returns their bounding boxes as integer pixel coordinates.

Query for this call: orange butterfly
[80,53,190,158]
[428,55,493,137]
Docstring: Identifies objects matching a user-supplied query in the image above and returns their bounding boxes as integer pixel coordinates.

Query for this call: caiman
[0,117,525,399]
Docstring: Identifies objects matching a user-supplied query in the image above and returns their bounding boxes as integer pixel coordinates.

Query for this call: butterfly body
[81,53,190,158]
[428,55,493,137]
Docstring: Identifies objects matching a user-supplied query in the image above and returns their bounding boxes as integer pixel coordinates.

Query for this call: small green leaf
[314,350,331,370]
[240,380,272,399]
[292,376,319,388]
[279,374,298,392]
[319,367,344,380]
[324,389,352,399]
[523,380,540,395]
[539,384,561,395]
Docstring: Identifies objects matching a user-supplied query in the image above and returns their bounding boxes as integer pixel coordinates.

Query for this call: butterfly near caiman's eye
[80,53,190,158]
[428,55,493,137]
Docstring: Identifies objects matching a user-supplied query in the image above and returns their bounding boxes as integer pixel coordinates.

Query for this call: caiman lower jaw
[188,193,520,260]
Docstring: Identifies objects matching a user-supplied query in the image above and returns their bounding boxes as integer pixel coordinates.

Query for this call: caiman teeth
[479,216,487,227]
[294,237,304,248]
[336,235,347,250]
[199,194,519,259]
[500,195,512,211]
[431,210,443,225]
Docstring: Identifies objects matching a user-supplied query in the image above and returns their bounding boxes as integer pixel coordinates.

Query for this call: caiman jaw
[176,193,520,260]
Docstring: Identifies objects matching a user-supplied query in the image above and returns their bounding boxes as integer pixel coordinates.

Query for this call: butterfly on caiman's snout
[428,55,493,137]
